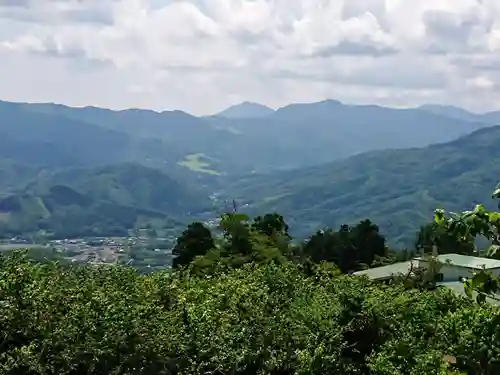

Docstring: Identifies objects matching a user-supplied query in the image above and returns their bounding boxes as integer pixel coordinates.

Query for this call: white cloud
[1,0,500,114]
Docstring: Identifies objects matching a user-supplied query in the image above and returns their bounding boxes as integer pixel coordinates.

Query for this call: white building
[354,253,500,304]
[416,253,500,282]
[355,253,500,282]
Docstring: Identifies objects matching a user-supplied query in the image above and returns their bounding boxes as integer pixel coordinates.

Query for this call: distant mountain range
[4,99,495,177]
[1,98,500,243]
[418,104,500,124]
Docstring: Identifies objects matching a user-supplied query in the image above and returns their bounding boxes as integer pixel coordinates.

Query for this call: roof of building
[437,281,500,305]
[416,253,500,270]
[354,254,500,281]
[353,261,417,280]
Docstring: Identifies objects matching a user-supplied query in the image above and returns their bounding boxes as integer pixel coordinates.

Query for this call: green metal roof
[353,261,416,280]
[416,254,500,270]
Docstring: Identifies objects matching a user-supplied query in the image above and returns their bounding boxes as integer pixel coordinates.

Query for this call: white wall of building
[418,260,500,282]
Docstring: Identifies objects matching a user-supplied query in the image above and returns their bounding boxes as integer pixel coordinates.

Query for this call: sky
[1,0,500,115]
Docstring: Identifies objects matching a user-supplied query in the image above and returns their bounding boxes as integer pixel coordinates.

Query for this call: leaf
[434,209,446,225]
[473,204,486,213]
[464,280,474,299]
[489,212,500,223]
[476,293,487,305]
[470,271,489,290]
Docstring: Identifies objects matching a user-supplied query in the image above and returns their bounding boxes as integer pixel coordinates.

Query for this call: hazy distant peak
[216,101,275,119]
[317,98,343,106]
[273,98,344,118]
[417,104,478,122]
[277,98,342,110]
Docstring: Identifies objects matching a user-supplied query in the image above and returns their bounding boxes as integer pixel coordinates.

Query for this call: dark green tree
[350,219,387,267]
[251,213,290,238]
[302,220,387,273]
[302,227,355,272]
[172,222,215,268]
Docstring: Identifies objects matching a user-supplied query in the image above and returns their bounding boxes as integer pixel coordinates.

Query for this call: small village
[0,233,175,272]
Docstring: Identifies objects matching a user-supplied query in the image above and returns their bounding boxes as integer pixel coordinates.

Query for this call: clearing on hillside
[178,153,220,175]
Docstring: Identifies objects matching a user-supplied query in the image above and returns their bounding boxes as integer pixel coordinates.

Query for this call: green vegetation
[433,187,500,304]
[178,153,220,175]
[0,252,472,374]
[6,150,500,373]
[0,199,495,374]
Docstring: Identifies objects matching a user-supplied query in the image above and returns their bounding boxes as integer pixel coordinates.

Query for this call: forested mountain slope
[223,125,500,245]
[0,163,210,239]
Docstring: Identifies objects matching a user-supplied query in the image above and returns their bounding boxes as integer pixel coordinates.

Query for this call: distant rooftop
[353,261,417,280]
[354,253,500,281]
[416,253,500,270]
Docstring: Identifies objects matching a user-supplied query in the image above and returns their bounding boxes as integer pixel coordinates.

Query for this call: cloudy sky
[1,0,500,115]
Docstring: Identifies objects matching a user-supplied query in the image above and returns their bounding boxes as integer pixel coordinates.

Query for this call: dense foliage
[433,187,500,305]
[5,190,500,373]
[0,251,478,375]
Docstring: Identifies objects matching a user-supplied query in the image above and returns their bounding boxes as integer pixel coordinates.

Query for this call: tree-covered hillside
[27,163,209,214]
[0,164,210,239]
[223,125,500,245]
[0,101,203,183]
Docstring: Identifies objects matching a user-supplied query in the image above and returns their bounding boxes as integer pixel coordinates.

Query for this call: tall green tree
[172,222,215,268]
[251,213,290,238]
[350,219,387,267]
[218,212,253,255]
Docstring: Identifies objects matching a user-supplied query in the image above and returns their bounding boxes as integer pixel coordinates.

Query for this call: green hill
[27,163,209,214]
[223,125,500,246]
[0,164,211,239]
[0,160,45,193]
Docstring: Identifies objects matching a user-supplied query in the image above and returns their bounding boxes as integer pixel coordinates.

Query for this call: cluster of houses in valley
[1,235,175,269]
